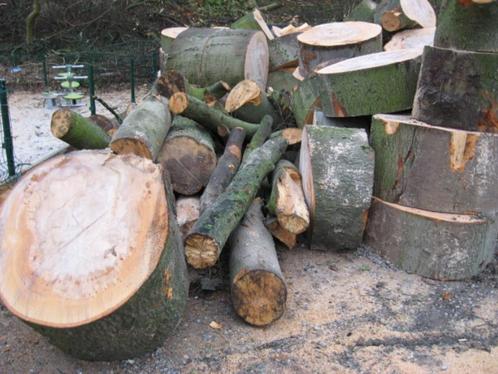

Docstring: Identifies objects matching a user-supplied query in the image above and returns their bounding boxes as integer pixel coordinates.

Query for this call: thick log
[158,116,217,196]
[185,136,288,269]
[300,125,374,250]
[176,196,201,239]
[200,127,246,213]
[370,114,498,215]
[167,28,269,89]
[412,46,498,133]
[230,199,287,326]
[265,217,297,249]
[345,0,377,22]
[384,27,435,51]
[225,80,282,125]
[297,22,382,77]
[290,73,323,128]
[231,8,275,40]
[269,33,301,71]
[316,48,422,118]
[0,150,188,360]
[51,109,110,149]
[267,160,310,235]
[160,27,188,55]
[169,92,260,136]
[365,197,498,280]
[110,95,171,160]
[374,0,436,33]
[435,0,498,52]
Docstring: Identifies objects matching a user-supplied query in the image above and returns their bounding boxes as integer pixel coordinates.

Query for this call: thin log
[241,115,273,163]
[374,0,436,33]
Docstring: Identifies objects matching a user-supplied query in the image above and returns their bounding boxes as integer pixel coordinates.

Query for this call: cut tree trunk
[365,197,498,280]
[265,217,297,249]
[290,73,323,128]
[300,125,374,250]
[200,127,246,213]
[231,8,275,40]
[316,48,422,118]
[374,0,436,33]
[169,92,260,136]
[185,136,288,269]
[297,22,382,77]
[176,196,201,239]
[435,0,498,52]
[345,0,377,22]
[267,160,310,235]
[230,199,287,326]
[370,114,498,215]
[269,33,301,71]
[384,27,435,51]
[160,27,188,55]
[0,150,188,361]
[412,46,498,133]
[167,28,269,89]
[110,95,171,160]
[51,109,110,149]
[225,80,281,125]
[158,116,217,196]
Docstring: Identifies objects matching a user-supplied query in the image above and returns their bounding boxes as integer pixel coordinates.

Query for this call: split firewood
[267,160,309,235]
[435,0,497,52]
[176,196,201,239]
[167,28,269,89]
[50,109,111,149]
[169,92,260,136]
[374,0,436,33]
[297,22,382,77]
[231,8,275,40]
[265,217,297,249]
[158,116,217,195]
[365,197,498,281]
[110,95,171,160]
[384,27,435,51]
[412,46,498,132]
[0,150,188,361]
[272,23,311,38]
[316,48,422,118]
[230,199,287,326]
[370,114,498,215]
[225,80,282,124]
[200,127,246,213]
[160,27,188,55]
[300,125,374,250]
[185,134,288,269]
[345,0,377,22]
[269,32,302,71]
[290,72,322,128]
[241,115,273,164]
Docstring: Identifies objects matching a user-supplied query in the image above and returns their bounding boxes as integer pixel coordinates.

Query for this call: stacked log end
[374,0,436,33]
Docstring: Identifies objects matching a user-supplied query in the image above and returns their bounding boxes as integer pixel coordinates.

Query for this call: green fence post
[88,64,96,115]
[42,57,49,88]
[0,80,16,177]
[130,57,136,104]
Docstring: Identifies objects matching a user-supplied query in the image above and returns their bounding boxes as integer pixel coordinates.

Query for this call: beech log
[290,73,323,128]
[269,33,301,71]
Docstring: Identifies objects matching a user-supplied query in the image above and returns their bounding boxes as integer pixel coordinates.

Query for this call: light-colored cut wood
[297,22,381,47]
[384,27,435,51]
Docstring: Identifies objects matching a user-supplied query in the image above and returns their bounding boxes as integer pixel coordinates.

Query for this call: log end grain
[184,233,220,269]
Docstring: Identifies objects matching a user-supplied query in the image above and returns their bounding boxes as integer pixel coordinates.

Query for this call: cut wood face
[384,27,435,51]
[299,127,315,219]
[161,27,188,39]
[292,67,304,81]
[297,22,381,47]
[400,0,436,28]
[185,234,219,269]
[253,8,275,40]
[317,48,422,75]
[0,151,168,328]
[50,109,72,138]
[225,80,262,113]
[244,31,270,89]
[276,167,310,234]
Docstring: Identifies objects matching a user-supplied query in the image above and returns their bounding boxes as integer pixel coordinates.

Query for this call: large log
[412,46,498,133]
[434,0,498,53]
[158,116,217,196]
[167,28,269,89]
[230,199,287,326]
[51,109,110,149]
[0,150,188,361]
[365,197,498,280]
[231,8,275,40]
[110,95,171,160]
[290,73,323,128]
[297,22,382,77]
[269,33,301,71]
[160,27,188,55]
[374,0,436,33]
[316,48,422,118]
[384,27,435,51]
[370,114,498,215]
[299,126,374,250]
[185,136,288,269]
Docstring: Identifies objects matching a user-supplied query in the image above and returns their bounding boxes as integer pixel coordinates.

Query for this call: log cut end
[225,80,262,113]
[265,217,297,249]
[50,109,72,138]
[184,233,220,269]
[400,0,436,29]
[245,31,270,89]
[297,22,382,47]
[384,27,435,51]
[169,92,189,114]
[110,138,153,160]
[161,27,188,40]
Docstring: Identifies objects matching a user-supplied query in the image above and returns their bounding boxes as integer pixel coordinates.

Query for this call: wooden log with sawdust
[230,199,287,326]
[231,8,275,40]
[0,150,188,361]
[176,196,201,239]
[374,0,436,33]
[300,126,374,250]
[384,27,435,51]
[365,197,498,281]
[412,46,498,133]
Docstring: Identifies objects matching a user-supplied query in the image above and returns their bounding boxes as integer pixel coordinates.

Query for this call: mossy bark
[241,115,273,164]
[269,33,301,71]
[267,70,299,94]
[290,74,323,128]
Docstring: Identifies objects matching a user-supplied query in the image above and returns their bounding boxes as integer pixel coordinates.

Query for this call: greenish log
[297,22,382,77]
[316,48,422,117]
[383,27,435,51]
[345,0,377,22]
[268,69,299,94]
[300,125,374,250]
[158,116,217,196]
[241,115,273,164]
[412,46,498,133]
[435,0,498,52]
[265,216,297,249]
[50,109,111,149]
[370,114,498,215]
[167,28,269,89]
[200,127,246,213]
[160,27,188,55]
[230,199,287,327]
[169,92,260,136]
[365,197,498,281]
[184,136,288,269]
[231,8,275,40]
[290,73,323,128]
[374,0,436,32]
[269,33,301,71]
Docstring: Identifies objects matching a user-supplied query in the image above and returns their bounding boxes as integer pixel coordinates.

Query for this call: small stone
[441,363,448,371]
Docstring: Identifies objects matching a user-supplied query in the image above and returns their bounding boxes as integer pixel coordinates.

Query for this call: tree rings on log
[374,0,436,33]
[0,150,188,360]
[297,22,382,77]
[316,48,422,118]
[160,27,188,55]
[365,198,498,280]
[384,27,435,52]
[412,46,498,133]
[299,126,374,250]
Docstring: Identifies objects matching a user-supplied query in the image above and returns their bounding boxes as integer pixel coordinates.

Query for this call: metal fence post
[130,57,136,104]
[0,80,16,176]
[88,64,96,115]
[42,56,49,87]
